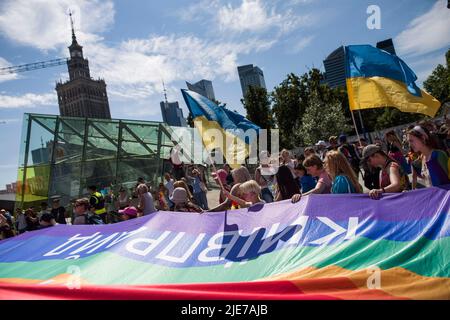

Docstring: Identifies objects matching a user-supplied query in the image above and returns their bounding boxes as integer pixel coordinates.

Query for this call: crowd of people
[1,119,449,240]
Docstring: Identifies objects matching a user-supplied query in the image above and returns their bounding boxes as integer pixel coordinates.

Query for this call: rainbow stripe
[0,187,449,299]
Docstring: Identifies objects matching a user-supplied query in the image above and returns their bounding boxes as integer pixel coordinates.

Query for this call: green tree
[241,86,274,129]
[271,73,304,148]
[424,49,450,116]
[272,69,352,148]
[299,92,352,145]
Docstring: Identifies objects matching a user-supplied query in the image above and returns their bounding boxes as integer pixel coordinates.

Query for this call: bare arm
[303,181,326,196]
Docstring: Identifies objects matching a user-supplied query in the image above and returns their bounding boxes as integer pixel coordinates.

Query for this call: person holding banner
[291,155,332,203]
[222,180,265,208]
[407,125,450,187]
[324,151,362,194]
[362,145,409,200]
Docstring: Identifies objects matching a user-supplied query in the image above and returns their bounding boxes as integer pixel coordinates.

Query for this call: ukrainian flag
[181,89,260,168]
[345,45,441,117]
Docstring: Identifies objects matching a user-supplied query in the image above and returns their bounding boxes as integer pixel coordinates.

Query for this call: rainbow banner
[181,89,260,168]
[345,45,441,117]
[0,186,449,300]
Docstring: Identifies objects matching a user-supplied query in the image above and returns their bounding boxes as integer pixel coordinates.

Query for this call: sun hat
[118,206,138,217]
[170,187,187,204]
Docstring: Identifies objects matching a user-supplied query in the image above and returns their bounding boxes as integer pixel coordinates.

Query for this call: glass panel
[27,115,56,166]
[85,120,119,161]
[80,159,117,194]
[55,117,86,163]
[120,123,159,156]
[116,156,161,190]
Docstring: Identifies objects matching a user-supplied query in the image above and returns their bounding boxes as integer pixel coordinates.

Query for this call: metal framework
[15,113,196,209]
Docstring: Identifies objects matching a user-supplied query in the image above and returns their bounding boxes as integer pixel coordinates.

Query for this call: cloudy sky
[0,0,449,188]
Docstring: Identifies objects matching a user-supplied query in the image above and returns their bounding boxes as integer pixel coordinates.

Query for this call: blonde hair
[136,183,149,194]
[325,151,362,193]
[231,166,251,184]
[239,180,261,196]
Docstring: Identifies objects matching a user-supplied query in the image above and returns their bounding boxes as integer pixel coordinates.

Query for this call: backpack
[84,213,104,225]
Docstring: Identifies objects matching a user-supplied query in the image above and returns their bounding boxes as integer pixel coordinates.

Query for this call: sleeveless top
[379,160,409,191]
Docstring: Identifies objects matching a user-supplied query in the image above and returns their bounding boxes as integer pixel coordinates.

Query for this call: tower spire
[69,10,77,43]
[162,80,168,105]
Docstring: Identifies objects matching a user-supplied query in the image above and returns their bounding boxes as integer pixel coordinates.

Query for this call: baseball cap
[315,140,327,147]
[118,206,138,217]
[362,144,382,160]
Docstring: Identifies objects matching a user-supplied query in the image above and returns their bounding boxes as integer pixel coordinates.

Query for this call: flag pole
[343,45,362,146]
[350,111,362,146]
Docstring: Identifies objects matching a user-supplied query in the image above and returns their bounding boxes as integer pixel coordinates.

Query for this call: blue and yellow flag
[181,89,260,167]
[345,45,441,117]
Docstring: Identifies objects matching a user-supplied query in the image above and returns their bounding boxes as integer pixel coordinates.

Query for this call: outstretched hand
[291,193,302,203]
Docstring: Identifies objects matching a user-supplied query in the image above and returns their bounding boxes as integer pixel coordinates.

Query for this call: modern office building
[323,38,397,88]
[186,80,216,101]
[237,64,266,98]
[323,46,346,88]
[55,14,111,119]
[160,101,187,127]
[376,38,396,55]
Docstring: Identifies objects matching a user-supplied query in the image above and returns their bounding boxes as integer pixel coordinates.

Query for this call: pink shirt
[318,171,332,194]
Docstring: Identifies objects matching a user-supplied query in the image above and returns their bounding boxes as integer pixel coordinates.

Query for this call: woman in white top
[136,184,157,216]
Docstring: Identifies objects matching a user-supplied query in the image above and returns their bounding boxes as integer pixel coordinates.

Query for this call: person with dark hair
[293,163,316,193]
[25,208,39,231]
[407,125,450,187]
[275,165,301,201]
[291,154,332,203]
[222,164,234,186]
[0,211,15,239]
[88,185,107,223]
[338,134,360,177]
[362,144,410,200]
[38,202,50,219]
[73,198,103,225]
[38,213,56,229]
[51,198,66,224]
[384,130,411,175]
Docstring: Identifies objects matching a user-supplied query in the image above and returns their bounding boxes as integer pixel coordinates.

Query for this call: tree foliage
[241,86,274,129]
[424,49,450,116]
[299,92,352,145]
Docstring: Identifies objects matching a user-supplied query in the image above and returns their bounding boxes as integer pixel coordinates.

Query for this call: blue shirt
[300,175,316,193]
[332,175,356,194]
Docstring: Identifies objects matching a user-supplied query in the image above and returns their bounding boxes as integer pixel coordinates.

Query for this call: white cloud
[0,57,19,83]
[408,52,447,84]
[0,93,56,109]
[218,0,311,34]
[395,0,450,57]
[288,35,314,53]
[0,0,114,51]
[84,34,276,101]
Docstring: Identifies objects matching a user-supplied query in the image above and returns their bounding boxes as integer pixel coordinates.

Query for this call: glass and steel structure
[16,113,200,209]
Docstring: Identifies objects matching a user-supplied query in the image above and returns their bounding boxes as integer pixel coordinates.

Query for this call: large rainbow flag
[0,187,449,300]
